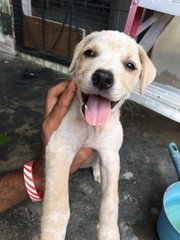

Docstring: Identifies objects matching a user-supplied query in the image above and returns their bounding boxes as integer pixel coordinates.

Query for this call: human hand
[34,78,93,190]
[0,78,93,213]
[41,78,76,146]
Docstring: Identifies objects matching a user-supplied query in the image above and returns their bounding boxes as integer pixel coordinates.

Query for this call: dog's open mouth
[82,93,118,126]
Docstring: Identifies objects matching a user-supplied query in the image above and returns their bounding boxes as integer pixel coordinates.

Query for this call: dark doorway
[12,0,131,66]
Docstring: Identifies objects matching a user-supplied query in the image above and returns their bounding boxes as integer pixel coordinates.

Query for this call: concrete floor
[0,50,179,240]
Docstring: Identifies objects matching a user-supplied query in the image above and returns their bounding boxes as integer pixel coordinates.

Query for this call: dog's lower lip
[82,92,119,109]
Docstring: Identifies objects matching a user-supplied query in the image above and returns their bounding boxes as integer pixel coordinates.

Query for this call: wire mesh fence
[13,0,131,65]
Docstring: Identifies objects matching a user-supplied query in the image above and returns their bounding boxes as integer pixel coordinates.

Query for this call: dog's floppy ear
[69,32,98,73]
[138,45,157,95]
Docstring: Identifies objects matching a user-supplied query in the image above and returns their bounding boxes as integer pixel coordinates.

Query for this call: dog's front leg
[41,145,73,240]
[98,151,120,240]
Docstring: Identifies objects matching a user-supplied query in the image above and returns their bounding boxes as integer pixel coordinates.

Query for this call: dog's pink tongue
[85,95,111,126]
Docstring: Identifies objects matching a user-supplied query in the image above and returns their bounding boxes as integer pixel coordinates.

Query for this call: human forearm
[0,148,92,213]
[0,79,92,213]
[0,169,28,213]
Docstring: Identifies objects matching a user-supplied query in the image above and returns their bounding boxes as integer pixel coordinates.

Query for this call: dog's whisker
[123,99,140,118]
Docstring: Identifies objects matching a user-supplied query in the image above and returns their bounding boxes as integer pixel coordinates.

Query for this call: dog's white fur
[41,31,156,240]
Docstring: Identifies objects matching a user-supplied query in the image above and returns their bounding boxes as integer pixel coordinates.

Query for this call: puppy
[41,31,156,240]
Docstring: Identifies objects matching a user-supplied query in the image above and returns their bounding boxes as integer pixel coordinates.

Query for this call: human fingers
[44,80,69,119]
[41,78,77,145]
[46,78,77,130]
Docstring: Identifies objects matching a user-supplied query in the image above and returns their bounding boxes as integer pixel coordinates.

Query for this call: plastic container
[157,182,180,239]
[157,143,180,240]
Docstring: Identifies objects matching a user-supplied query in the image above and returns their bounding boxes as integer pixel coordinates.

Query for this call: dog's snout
[92,69,114,90]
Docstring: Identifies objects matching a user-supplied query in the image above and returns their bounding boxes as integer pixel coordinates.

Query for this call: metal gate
[12,0,131,65]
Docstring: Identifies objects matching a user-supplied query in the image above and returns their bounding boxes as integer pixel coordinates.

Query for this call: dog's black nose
[92,69,114,90]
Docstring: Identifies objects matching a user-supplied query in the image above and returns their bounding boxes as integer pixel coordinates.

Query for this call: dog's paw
[92,164,101,184]
[98,226,120,240]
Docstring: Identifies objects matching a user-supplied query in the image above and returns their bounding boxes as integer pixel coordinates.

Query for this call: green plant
[0,132,10,145]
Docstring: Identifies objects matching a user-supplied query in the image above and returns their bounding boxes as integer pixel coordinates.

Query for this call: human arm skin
[0,78,93,213]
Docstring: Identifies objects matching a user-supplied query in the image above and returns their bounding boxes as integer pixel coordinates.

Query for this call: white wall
[152,17,180,79]
[0,0,14,54]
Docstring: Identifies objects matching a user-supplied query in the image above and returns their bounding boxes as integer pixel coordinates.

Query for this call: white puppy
[41,31,156,240]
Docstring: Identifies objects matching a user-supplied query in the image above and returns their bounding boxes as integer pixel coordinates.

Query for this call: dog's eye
[84,49,96,58]
[125,62,136,71]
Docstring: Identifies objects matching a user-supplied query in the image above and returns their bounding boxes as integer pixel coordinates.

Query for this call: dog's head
[69,31,156,126]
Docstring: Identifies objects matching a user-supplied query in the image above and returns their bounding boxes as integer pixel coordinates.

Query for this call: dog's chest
[56,110,103,148]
